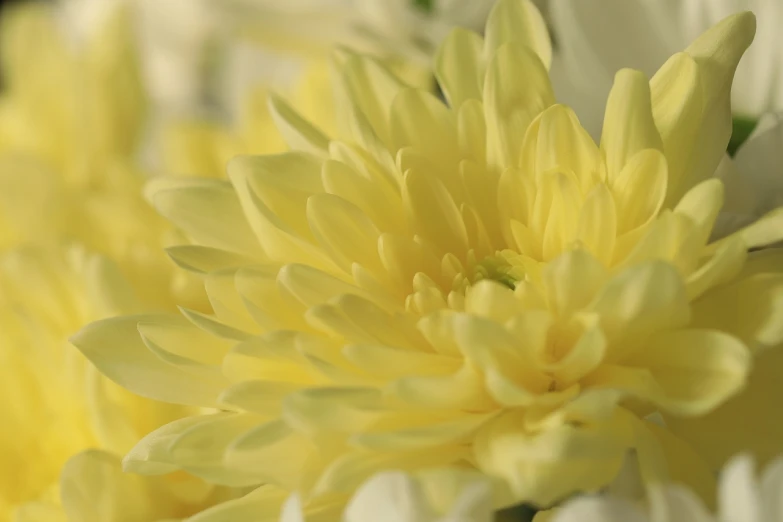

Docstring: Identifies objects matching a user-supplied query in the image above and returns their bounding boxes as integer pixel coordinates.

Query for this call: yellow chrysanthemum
[0,248,237,521]
[75,0,783,518]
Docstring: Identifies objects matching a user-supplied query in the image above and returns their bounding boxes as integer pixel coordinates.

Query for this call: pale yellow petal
[600,329,749,416]
[601,69,663,180]
[187,486,287,522]
[651,12,756,205]
[71,315,227,407]
[484,0,552,69]
[611,149,668,235]
[402,168,469,257]
[484,43,555,170]
[588,262,690,361]
[268,92,330,155]
[665,345,783,469]
[60,450,154,522]
[435,28,484,108]
[149,180,262,257]
[474,411,631,506]
[307,193,382,274]
[542,250,608,319]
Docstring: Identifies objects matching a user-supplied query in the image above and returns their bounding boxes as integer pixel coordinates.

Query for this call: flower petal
[665,345,783,469]
[435,28,484,108]
[483,43,555,170]
[651,12,756,205]
[149,181,262,256]
[187,485,288,522]
[608,329,749,416]
[484,0,551,69]
[268,91,330,155]
[601,69,663,180]
[71,315,228,407]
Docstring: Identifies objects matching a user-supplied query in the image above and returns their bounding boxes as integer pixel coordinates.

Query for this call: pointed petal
[71,315,227,407]
[150,182,262,256]
[665,345,783,469]
[652,12,756,204]
[402,169,468,256]
[543,249,608,318]
[602,69,663,180]
[484,43,555,170]
[435,28,484,107]
[268,91,330,155]
[484,0,552,69]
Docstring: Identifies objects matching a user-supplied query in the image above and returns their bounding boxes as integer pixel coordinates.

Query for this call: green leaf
[728,116,758,156]
[413,0,434,13]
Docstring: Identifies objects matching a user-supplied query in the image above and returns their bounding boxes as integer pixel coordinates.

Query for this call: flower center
[450,250,529,292]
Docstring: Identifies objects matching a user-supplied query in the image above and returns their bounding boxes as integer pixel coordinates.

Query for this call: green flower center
[450,250,528,292]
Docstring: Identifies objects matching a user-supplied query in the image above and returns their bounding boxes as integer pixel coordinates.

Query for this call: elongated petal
[435,28,484,107]
[543,249,608,319]
[602,69,663,180]
[484,0,551,69]
[268,92,330,155]
[691,268,783,353]
[403,168,468,256]
[612,150,669,233]
[71,315,227,407]
[599,329,749,416]
[484,43,555,170]
[150,182,263,256]
[651,12,756,205]
[665,345,783,469]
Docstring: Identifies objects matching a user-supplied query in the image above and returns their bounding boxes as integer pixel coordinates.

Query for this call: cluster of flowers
[2,0,783,521]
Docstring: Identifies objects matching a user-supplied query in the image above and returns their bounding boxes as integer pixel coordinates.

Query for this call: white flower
[715,112,783,238]
[549,0,783,137]
[280,470,495,522]
[552,454,783,522]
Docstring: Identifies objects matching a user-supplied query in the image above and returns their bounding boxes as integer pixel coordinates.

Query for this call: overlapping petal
[70,0,783,516]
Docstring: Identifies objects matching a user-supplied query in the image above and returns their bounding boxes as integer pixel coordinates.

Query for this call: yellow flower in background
[73,0,783,518]
[0,248,236,521]
[0,1,237,519]
[0,1,205,310]
[0,2,144,187]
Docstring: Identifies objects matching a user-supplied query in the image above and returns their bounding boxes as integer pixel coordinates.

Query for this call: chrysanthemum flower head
[0,247,231,521]
[75,0,783,517]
